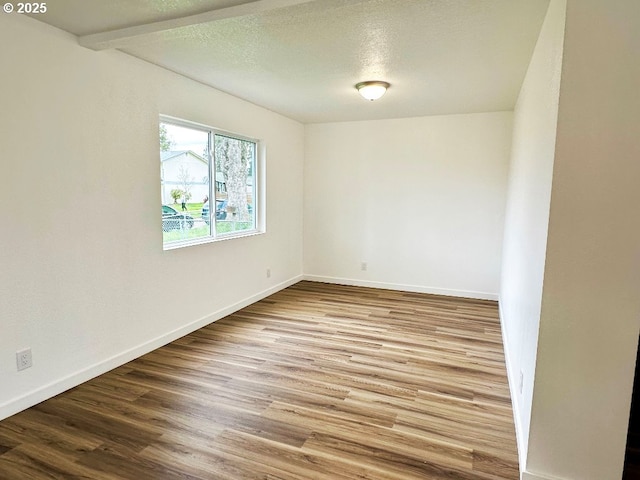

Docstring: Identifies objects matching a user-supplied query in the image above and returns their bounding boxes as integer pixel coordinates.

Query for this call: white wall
[498,0,566,470]
[526,0,640,478]
[304,113,512,299]
[0,14,304,420]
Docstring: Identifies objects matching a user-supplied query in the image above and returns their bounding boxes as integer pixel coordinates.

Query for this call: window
[160,117,260,249]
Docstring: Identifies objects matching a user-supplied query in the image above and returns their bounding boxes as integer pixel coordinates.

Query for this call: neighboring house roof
[160,150,207,164]
[160,151,251,187]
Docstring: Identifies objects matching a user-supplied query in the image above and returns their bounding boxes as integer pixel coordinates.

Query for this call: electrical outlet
[16,348,32,371]
[361,262,367,271]
[266,268,271,278]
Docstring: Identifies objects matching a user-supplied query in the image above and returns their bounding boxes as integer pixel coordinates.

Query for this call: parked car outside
[201,200,254,225]
[162,205,194,231]
[201,199,229,224]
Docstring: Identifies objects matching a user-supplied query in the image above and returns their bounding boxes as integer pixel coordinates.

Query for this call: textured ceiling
[30,0,258,35]
[30,0,550,123]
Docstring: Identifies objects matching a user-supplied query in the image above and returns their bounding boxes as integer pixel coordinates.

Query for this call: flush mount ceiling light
[355,80,390,101]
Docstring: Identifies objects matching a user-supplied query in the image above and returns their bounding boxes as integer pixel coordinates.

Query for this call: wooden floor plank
[0,281,518,479]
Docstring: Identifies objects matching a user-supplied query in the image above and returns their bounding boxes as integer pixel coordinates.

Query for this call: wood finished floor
[0,281,519,479]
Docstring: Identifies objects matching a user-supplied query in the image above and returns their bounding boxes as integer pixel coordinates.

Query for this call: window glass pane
[213,134,256,235]
[160,122,211,246]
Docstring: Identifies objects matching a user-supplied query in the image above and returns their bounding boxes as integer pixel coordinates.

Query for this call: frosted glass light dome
[355,81,390,101]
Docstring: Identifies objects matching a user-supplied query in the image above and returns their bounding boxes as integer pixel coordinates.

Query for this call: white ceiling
[31,0,550,123]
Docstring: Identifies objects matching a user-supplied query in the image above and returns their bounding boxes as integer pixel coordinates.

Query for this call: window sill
[163,228,265,251]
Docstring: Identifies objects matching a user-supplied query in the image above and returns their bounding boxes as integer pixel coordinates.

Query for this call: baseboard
[497,302,562,480]
[498,298,528,472]
[0,275,303,421]
[498,302,565,480]
[303,275,498,301]
[522,472,563,480]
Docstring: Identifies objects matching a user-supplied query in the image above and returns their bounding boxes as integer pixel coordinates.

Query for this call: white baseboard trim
[522,472,563,480]
[0,275,303,421]
[498,298,527,473]
[498,303,562,480]
[303,275,498,301]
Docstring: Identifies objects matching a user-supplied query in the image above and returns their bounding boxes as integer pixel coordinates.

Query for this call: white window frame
[161,115,264,250]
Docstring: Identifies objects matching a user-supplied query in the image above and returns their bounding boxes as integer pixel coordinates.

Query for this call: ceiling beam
[78,0,321,51]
